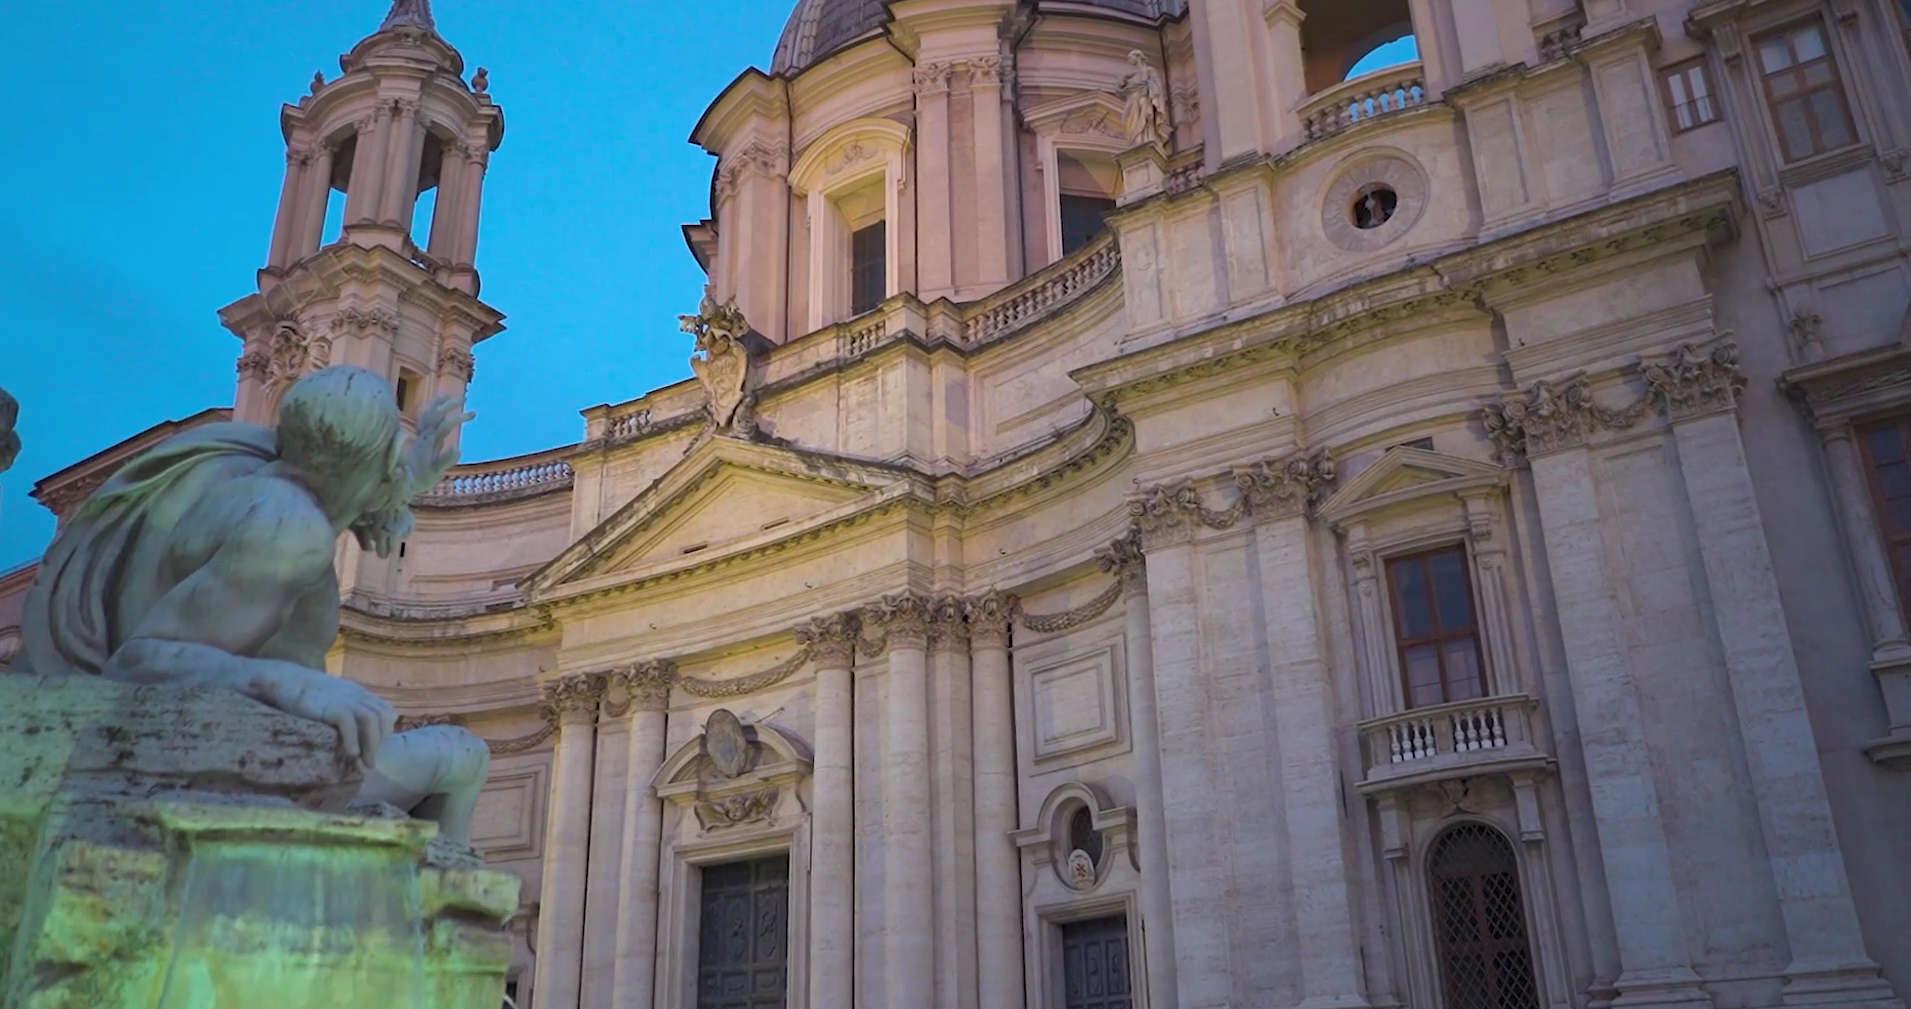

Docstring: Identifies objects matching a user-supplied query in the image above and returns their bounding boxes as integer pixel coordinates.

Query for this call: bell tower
[220,0,504,446]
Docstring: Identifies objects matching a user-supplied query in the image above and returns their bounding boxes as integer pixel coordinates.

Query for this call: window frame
[1385,544,1490,710]
[1751,18,1860,163]
[1856,412,1911,625]
[1658,57,1721,133]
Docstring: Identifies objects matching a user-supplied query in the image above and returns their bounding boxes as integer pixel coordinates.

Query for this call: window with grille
[1428,824,1541,1009]
[1754,21,1858,162]
[1858,416,1911,624]
[850,221,886,315]
[1060,193,1116,256]
[696,854,789,1009]
[1660,59,1719,132]
[1387,546,1487,709]
[1061,915,1133,1009]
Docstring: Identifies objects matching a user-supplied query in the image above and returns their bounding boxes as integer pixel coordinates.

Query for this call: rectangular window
[1059,193,1116,256]
[1661,58,1720,132]
[1754,20,1858,162]
[1060,915,1133,1009]
[395,368,420,415]
[1387,546,1487,709]
[1859,415,1911,623]
[697,854,789,1009]
[850,221,886,315]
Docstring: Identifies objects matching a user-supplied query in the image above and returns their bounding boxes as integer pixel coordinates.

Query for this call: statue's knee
[437,725,490,788]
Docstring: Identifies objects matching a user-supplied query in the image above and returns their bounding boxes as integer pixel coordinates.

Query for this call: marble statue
[0,386,18,474]
[14,365,488,844]
[1120,49,1170,152]
[682,285,754,435]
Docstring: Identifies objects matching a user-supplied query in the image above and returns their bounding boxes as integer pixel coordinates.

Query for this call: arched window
[1427,824,1541,1009]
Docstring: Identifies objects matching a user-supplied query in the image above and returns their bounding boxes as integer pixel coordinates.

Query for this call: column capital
[965,55,1010,88]
[1641,339,1746,422]
[912,61,955,95]
[1095,529,1147,595]
[1481,373,1650,463]
[1232,450,1336,522]
[926,593,971,653]
[860,592,933,655]
[611,660,676,713]
[794,612,861,667]
[541,673,606,726]
[1129,480,1242,549]
[964,589,1018,648]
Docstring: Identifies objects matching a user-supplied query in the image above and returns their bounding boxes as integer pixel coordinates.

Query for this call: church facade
[6,0,1911,1008]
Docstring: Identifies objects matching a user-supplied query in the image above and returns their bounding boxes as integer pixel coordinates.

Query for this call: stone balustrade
[965,235,1120,345]
[420,455,574,504]
[605,406,654,441]
[1356,692,1550,791]
[1298,61,1427,141]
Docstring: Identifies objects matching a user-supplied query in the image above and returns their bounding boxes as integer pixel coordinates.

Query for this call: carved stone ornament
[1128,480,1242,548]
[439,345,475,381]
[1066,848,1097,889]
[244,321,332,387]
[702,708,754,779]
[713,140,785,205]
[1641,340,1747,421]
[793,612,860,667]
[860,592,933,655]
[680,286,753,435]
[610,659,675,713]
[331,306,400,339]
[1481,374,1649,463]
[913,62,955,95]
[695,787,779,832]
[1233,450,1336,520]
[964,589,1017,647]
[540,673,606,725]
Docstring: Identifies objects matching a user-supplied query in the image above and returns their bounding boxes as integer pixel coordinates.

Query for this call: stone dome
[770,0,1185,74]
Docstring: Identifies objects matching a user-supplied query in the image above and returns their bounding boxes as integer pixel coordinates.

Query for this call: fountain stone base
[0,674,517,1009]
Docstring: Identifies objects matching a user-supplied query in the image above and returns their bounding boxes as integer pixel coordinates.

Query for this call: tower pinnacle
[378,0,434,32]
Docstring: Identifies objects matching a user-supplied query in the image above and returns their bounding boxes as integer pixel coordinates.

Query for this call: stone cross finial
[0,387,19,475]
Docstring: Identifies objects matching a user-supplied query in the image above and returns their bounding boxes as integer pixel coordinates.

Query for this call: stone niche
[0,674,518,1009]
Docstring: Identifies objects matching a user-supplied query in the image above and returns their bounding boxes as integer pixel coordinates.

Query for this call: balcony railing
[1357,693,1551,791]
[1298,61,1427,142]
[419,454,574,505]
[965,234,1120,346]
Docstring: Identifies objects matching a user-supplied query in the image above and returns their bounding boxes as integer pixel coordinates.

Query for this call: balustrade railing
[965,236,1120,345]
[1359,693,1542,784]
[1298,61,1427,141]
[420,457,574,503]
[606,407,654,441]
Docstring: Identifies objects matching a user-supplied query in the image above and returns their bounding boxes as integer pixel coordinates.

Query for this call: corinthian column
[1483,379,1706,1009]
[1096,532,1178,1009]
[1644,344,1893,1002]
[796,614,859,1009]
[533,673,606,1009]
[863,594,936,1009]
[1235,455,1368,1009]
[1132,486,1235,1009]
[609,661,676,1009]
[967,590,1023,1009]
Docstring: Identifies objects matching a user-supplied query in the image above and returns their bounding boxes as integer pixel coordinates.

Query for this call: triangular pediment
[1317,447,1507,527]
[528,437,915,594]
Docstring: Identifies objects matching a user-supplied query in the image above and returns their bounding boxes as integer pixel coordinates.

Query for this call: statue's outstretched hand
[404,396,475,497]
[266,667,397,767]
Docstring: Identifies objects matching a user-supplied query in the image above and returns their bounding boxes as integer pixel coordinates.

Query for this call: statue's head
[276,366,405,521]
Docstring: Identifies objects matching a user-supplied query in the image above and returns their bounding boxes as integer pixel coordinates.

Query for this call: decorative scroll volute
[927,593,970,652]
[1482,373,1650,463]
[860,592,933,655]
[612,659,677,713]
[1232,450,1336,521]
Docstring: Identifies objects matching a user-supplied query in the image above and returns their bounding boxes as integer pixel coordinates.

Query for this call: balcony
[1297,61,1427,142]
[1356,693,1553,792]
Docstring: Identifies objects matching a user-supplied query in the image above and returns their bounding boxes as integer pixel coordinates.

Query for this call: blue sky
[0,0,796,568]
[0,3,1416,570]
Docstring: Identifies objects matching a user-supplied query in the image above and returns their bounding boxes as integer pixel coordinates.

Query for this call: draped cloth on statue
[17,423,280,678]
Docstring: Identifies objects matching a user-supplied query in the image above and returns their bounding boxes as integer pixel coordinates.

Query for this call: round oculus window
[1353,185,1399,230]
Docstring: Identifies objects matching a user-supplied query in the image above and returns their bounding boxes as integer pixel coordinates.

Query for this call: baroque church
[6,0,1911,1007]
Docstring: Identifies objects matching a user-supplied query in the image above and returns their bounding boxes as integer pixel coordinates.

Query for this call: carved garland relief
[1482,338,1746,463]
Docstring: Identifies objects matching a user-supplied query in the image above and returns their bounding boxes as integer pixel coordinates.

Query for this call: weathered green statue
[14,365,487,844]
